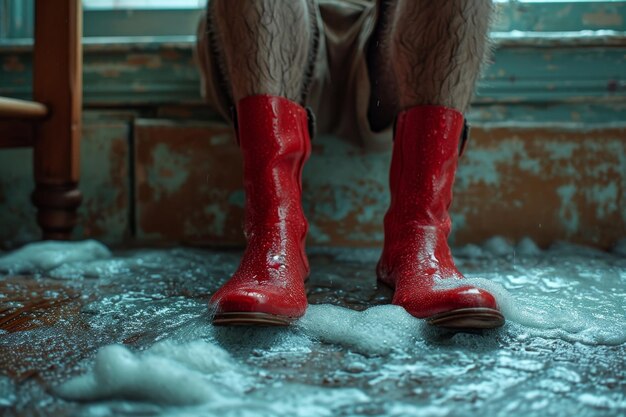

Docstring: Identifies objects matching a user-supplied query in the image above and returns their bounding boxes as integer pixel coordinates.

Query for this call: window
[83,0,204,8]
[0,0,205,40]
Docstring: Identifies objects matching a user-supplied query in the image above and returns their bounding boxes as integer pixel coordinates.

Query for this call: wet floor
[0,238,625,417]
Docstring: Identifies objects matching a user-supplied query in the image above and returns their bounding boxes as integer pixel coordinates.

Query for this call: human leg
[377,0,504,329]
[206,0,316,325]
[209,0,315,102]
[390,0,491,111]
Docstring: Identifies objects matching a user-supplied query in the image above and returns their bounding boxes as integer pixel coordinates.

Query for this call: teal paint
[227,190,245,208]
[307,223,331,244]
[542,141,579,159]
[449,212,468,243]
[581,139,626,224]
[302,136,389,244]
[477,46,626,103]
[72,120,132,243]
[0,148,38,247]
[493,1,626,32]
[201,203,228,237]
[148,143,190,198]
[587,182,619,219]
[557,184,580,235]
[456,138,542,187]
[0,118,131,248]
[468,102,626,124]
[0,37,624,111]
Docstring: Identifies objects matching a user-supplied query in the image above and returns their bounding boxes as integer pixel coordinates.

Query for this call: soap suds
[55,342,236,405]
[298,304,424,355]
[56,339,369,413]
[433,276,626,345]
[0,240,111,274]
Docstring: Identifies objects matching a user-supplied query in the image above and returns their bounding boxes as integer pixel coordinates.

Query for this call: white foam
[48,259,133,279]
[515,237,542,256]
[56,339,369,413]
[0,240,111,274]
[454,243,488,259]
[482,236,515,257]
[298,304,425,355]
[578,393,626,410]
[433,277,626,345]
[548,241,610,258]
[454,235,518,259]
[55,341,238,405]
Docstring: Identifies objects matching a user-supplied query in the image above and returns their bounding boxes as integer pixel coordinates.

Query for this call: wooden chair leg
[32,0,83,240]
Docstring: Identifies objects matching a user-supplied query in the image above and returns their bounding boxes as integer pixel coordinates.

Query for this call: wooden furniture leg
[32,0,83,240]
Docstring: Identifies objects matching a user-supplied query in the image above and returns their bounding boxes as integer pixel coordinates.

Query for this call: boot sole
[427,308,505,330]
[212,312,297,327]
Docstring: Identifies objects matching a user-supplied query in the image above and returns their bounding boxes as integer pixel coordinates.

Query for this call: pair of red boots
[210,95,504,330]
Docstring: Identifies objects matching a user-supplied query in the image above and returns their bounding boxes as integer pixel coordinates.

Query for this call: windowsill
[0,31,624,108]
[0,35,196,52]
[1,30,626,52]
[491,30,626,47]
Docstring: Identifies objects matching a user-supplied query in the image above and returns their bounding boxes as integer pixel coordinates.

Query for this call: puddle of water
[0,238,624,417]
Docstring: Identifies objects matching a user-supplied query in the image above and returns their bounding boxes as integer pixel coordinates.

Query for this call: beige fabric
[195,0,393,149]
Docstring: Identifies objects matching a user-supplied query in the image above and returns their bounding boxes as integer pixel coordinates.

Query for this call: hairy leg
[210,0,315,103]
[389,0,493,112]
[205,1,316,326]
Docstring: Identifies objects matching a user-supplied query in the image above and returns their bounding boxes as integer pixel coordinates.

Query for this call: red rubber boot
[377,105,505,330]
[210,95,312,326]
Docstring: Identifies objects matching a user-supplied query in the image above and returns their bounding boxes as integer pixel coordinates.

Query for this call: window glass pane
[83,0,205,10]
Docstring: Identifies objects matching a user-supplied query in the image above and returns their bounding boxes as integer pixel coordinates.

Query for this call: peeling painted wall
[134,119,244,245]
[452,125,626,248]
[131,120,626,249]
[0,117,623,249]
[0,116,131,248]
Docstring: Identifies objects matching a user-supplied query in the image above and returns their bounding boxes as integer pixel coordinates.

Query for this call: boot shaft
[235,95,312,237]
[387,105,465,230]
